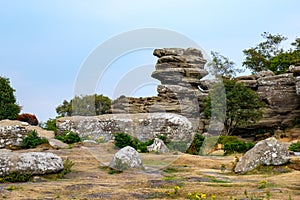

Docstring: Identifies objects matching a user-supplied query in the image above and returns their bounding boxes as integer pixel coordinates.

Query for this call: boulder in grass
[235,137,290,173]
[147,138,169,153]
[109,146,142,171]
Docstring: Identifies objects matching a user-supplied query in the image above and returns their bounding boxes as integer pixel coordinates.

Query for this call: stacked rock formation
[236,67,300,132]
[112,48,208,130]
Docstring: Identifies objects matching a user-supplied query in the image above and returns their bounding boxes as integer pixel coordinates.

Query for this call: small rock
[49,138,69,149]
[147,138,169,153]
[109,146,142,171]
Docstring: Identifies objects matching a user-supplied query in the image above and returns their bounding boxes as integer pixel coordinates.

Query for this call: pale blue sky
[1,0,299,122]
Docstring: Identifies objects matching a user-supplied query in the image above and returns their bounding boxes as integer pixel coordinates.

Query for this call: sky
[1,0,300,122]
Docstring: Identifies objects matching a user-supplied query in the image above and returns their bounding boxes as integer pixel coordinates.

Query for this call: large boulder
[0,120,55,149]
[235,137,290,173]
[0,152,64,177]
[109,146,142,171]
[56,113,193,143]
[147,138,169,153]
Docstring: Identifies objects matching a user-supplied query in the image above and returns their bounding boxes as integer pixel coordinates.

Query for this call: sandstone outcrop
[235,137,290,173]
[0,120,55,149]
[0,152,64,177]
[109,146,142,171]
[56,113,193,143]
[112,48,209,130]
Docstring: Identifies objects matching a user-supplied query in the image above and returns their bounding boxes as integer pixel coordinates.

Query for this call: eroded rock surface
[109,146,142,171]
[0,152,64,177]
[56,113,193,143]
[235,137,290,173]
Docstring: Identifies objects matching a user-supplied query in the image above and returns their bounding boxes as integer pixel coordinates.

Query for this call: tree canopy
[0,76,20,120]
[243,32,300,74]
[204,79,263,135]
[56,94,112,117]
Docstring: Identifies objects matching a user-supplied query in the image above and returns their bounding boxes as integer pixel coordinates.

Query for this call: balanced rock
[0,152,64,177]
[109,146,142,171]
[147,138,169,153]
[235,137,290,173]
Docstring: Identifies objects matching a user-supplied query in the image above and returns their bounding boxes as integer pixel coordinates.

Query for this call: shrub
[217,135,239,145]
[224,140,254,155]
[56,158,74,179]
[113,132,154,153]
[289,142,300,152]
[0,76,20,120]
[0,172,33,183]
[54,131,81,144]
[22,130,48,149]
[16,113,38,125]
[43,118,58,133]
[186,134,205,155]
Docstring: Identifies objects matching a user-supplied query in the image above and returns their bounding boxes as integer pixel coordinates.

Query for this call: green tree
[208,51,244,78]
[204,79,263,135]
[0,76,20,120]
[56,94,111,117]
[243,32,300,74]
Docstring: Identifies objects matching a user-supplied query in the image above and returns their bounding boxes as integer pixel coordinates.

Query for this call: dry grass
[1,142,300,200]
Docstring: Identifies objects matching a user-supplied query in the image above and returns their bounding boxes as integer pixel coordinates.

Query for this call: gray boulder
[0,152,64,177]
[235,137,290,173]
[109,146,142,171]
[147,138,169,153]
[48,138,69,149]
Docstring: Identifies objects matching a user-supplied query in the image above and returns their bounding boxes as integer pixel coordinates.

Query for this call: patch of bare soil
[1,142,300,200]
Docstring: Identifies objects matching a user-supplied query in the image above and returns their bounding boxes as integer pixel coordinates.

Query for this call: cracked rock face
[56,113,193,143]
[0,152,64,177]
[235,137,290,173]
[109,146,142,171]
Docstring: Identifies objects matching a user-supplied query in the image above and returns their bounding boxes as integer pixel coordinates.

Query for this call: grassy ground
[0,142,300,200]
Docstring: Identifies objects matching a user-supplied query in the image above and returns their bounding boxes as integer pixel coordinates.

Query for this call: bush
[224,140,254,155]
[0,172,33,183]
[43,118,58,133]
[55,131,81,144]
[113,132,153,153]
[186,134,205,155]
[289,142,300,152]
[22,130,49,149]
[0,76,20,120]
[16,113,38,125]
[217,135,239,145]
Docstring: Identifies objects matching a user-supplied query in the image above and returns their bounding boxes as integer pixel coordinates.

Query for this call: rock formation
[234,137,290,173]
[112,48,208,130]
[109,146,142,171]
[56,113,193,143]
[0,120,55,149]
[0,152,64,177]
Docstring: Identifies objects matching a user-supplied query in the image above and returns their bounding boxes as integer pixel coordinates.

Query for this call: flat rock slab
[56,113,193,143]
[0,152,64,177]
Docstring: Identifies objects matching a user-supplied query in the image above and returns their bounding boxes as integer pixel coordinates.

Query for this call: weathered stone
[147,138,169,153]
[237,80,258,88]
[109,146,142,171]
[255,70,275,79]
[289,65,300,76]
[56,113,193,143]
[235,137,290,173]
[153,48,185,58]
[0,152,64,177]
[48,138,69,149]
[296,76,300,95]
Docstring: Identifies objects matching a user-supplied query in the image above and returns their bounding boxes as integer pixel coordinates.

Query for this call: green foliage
[0,76,20,120]
[55,131,81,144]
[208,51,244,78]
[22,130,49,149]
[289,142,300,152]
[224,140,254,155]
[113,132,153,153]
[186,134,205,155]
[56,94,111,117]
[0,172,32,183]
[243,32,300,74]
[56,158,74,179]
[204,79,264,135]
[217,135,239,145]
[43,118,58,133]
